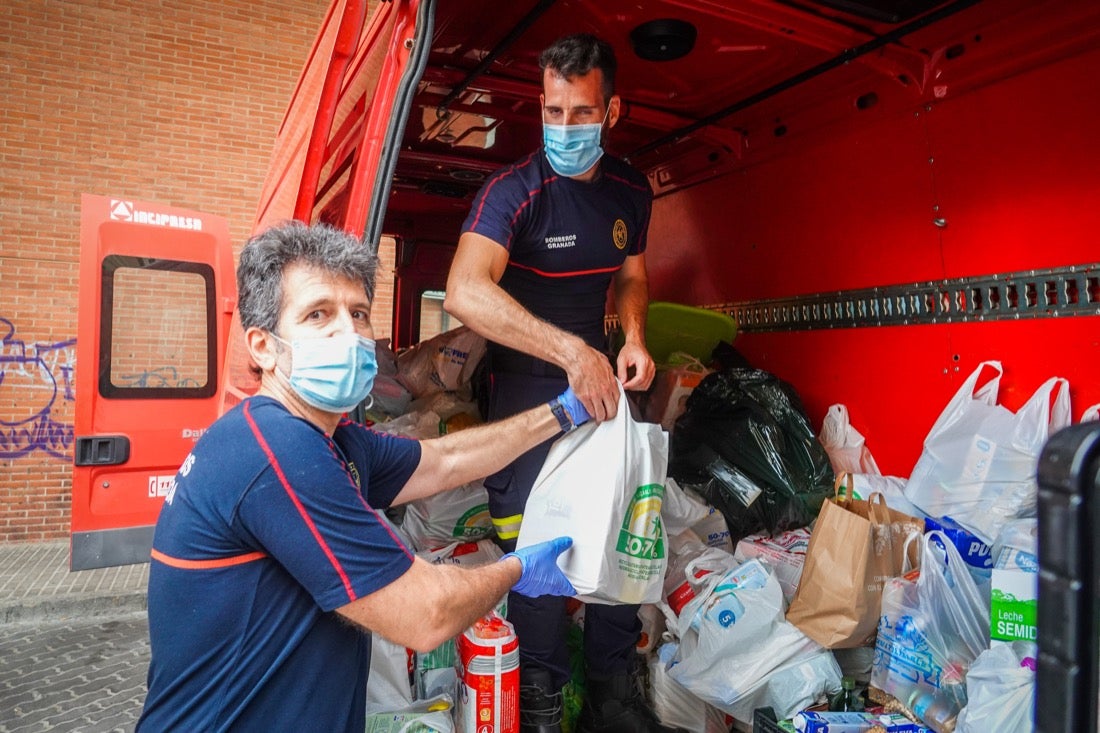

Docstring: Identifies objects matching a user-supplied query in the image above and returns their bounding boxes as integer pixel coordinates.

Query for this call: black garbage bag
[669,367,834,543]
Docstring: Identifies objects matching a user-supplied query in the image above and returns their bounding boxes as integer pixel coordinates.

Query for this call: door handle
[74,436,131,466]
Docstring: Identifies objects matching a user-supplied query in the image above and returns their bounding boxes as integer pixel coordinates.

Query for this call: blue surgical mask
[542,106,610,177]
[275,332,377,414]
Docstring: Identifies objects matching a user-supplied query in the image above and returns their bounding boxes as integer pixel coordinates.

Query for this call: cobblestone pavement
[0,612,149,732]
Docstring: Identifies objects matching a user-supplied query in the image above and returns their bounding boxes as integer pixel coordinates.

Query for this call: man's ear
[607,94,622,129]
[246,327,280,374]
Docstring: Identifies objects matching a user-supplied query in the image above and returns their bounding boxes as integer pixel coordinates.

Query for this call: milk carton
[990,520,1039,646]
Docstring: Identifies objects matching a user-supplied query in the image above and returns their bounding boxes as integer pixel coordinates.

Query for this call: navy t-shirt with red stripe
[462,150,653,365]
[138,395,421,733]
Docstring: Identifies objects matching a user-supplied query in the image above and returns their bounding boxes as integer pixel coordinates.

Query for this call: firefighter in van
[445,34,665,733]
[137,221,584,732]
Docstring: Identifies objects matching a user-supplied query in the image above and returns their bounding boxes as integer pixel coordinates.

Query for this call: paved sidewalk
[0,541,148,626]
[0,611,150,732]
[0,541,151,731]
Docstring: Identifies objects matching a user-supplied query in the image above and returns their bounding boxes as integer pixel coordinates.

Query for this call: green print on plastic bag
[451,502,490,539]
[616,483,666,561]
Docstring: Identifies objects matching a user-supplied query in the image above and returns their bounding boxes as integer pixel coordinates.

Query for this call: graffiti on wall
[115,366,202,389]
[1,317,77,460]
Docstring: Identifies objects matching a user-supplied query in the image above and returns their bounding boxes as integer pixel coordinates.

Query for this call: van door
[71,194,235,570]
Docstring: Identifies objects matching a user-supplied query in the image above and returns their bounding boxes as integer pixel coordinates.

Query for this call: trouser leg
[583,603,642,678]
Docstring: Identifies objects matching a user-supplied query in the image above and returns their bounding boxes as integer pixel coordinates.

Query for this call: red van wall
[646,32,1100,474]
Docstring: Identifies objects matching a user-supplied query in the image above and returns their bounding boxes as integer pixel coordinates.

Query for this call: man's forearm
[339,556,521,653]
[446,275,587,371]
[395,400,564,504]
[614,265,649,346]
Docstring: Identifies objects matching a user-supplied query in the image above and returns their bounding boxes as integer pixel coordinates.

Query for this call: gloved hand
[504,537,576,597]
[556,387,591,428]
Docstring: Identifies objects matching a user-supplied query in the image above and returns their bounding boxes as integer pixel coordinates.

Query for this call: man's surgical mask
[542,105,610,178]
[274,332,377,414]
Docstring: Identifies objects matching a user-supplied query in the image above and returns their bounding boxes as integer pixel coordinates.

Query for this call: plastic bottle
[907,688,957,733]
[829,675,866,712]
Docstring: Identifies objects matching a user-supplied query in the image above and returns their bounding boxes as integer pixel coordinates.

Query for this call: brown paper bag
[785,474,924,648]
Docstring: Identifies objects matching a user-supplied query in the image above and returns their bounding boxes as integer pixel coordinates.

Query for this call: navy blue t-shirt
[138,396,421,733]
[462,150,652,367]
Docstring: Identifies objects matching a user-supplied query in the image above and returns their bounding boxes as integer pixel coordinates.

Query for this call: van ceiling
[802,0,948,24]
[387,0,990,238]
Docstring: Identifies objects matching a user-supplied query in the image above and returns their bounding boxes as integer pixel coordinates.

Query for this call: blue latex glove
[557,387,591,428]
[504,537,576,597]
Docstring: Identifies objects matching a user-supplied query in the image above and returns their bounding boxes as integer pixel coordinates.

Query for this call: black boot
[519,667,563,733]
[575,670,678,733]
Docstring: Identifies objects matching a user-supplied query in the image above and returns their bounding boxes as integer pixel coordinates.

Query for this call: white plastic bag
[396,327,486,399]
[871,531,990,732]
[904,361,1071,543]
[837,471,924,518]
[818,404,881,476]
[722,648,842,725]
[370,374,415,418]
[690,506,733,553]
[636,603,666,655]
[956,642,1036,733]
[367,633,415,714]
[365,694,456,733]
[402,480,493,551]
[661,534,739,624]
[373,409,443,440]
[649,641,730,733]
[516,384,669,604]
[667,559,839,720]
[1082,403,1100,422]
[662,477,712,536]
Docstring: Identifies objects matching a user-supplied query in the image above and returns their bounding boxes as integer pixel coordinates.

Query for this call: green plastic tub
[614,301,737,364]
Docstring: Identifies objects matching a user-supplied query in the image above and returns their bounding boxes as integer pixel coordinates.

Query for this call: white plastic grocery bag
[818,403,881,476]
[402,480,493,551]
[365,694,456,733]
[516,384,668,604]
[871,531,990,731]
[667,559,840,720]
[661,477,712,536]
[956,641,1036,733]
[904,361,1070,543]
[648,642,730,733]
[367,633,415,714]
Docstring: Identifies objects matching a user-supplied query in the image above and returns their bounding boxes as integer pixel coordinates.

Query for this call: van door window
[100,255,216,398]
[419,289,463,342]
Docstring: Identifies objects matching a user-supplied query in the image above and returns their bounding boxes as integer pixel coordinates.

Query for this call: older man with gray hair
[137,220,586,732]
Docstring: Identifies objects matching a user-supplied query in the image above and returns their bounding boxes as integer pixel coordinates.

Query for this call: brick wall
[0,0,381,543]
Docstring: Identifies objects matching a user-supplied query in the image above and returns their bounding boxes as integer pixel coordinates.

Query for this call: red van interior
[245,0,1099,476]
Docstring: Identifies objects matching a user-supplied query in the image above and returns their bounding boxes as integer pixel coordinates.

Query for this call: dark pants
[485,371,641,689]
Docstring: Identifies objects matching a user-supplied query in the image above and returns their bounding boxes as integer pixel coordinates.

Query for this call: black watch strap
[549,398,573,432]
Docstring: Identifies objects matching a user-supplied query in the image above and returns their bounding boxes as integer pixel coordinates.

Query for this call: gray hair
[237,220,380,333]
[539,34,617,102]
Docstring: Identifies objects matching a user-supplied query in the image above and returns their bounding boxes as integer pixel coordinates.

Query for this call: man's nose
[331,310,358,333]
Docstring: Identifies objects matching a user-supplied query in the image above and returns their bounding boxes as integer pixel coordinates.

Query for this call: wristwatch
[549,398,574,432]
